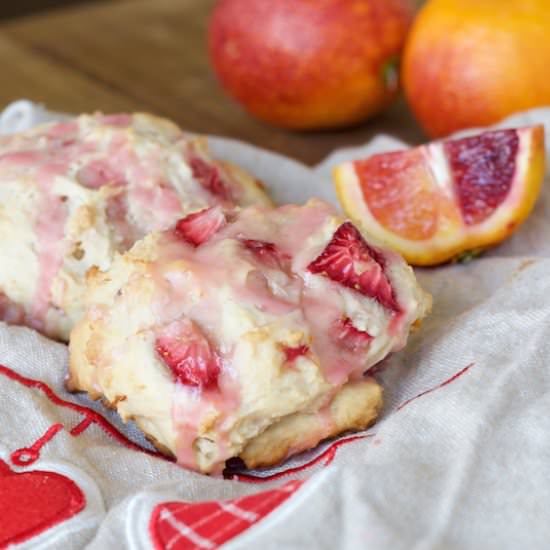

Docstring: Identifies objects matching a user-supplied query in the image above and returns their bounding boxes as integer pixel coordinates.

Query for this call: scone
[0,113,271,340]
[68,199,431,474]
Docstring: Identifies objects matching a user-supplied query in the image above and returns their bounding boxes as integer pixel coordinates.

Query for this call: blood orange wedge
[333,126,545,266]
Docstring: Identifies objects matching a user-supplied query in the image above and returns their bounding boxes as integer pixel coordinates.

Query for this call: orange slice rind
[334,126,545,266]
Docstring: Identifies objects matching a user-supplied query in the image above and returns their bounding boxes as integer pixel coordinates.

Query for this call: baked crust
[68,200,430,474]
[239,377,382,469]
[0,112,272,341]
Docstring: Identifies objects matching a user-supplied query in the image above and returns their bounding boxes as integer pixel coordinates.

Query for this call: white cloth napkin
[1,100,549,550]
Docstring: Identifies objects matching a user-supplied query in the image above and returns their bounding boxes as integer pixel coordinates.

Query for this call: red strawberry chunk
[155,320,221,389]
[334,317,373,351]
[189,156,233,201]
[174,206,225,247]
[307,222,399,312]
[283,344,309,362]
[241,239,290,269]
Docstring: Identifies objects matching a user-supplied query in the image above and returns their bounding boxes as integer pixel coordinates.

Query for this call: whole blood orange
[333,126,545,265]
[402,0,550,138]
[208,0,414,130]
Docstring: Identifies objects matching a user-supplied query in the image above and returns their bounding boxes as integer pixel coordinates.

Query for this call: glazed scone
[0,113,271,340]
[68,199,431,474]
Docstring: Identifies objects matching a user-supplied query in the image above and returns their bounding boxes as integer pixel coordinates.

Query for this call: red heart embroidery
[150,479,304,550]
[0,458,85,547]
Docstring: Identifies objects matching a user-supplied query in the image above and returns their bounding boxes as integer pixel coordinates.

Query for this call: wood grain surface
[0,0,426,164]
[0,0,106,21]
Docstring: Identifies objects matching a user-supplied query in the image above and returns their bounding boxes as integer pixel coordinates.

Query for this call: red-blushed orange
[402,0,550,138]
[208,0,415,130]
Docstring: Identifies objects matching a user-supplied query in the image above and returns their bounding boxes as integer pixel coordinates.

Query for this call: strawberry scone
[68,199,431,474]
[0,113,271,340]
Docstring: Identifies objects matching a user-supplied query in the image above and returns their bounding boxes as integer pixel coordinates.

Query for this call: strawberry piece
[174,206,225,247]
[241,239,290,269]
[307,222,399,312]
[155,320,221,389]
[282,344,309,363]
[334,317,373,351]
[189,156,232,201]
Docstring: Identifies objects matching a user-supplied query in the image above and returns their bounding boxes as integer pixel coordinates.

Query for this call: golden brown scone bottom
[67,200,430,474]
[67,374,382,471]
[239,377,382,469]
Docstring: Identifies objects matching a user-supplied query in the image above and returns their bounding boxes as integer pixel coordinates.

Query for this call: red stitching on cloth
[228,434,373,483]
[0,364,166,459]
[0,360,474,489]
[11,424,64,466]
[149,479,304,550]
[70,417,94,436]
[397,363,474,411]
[0,458,85,547]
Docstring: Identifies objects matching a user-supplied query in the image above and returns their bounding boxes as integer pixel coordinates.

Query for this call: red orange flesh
[334,126,546,266]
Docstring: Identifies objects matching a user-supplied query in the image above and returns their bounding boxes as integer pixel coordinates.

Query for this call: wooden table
[0,0,426,165]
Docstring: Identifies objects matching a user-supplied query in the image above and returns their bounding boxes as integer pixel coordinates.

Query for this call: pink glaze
[237,270,297,316]
[172,362,241,473]
[0,151,47,166]
[173,394,239,473]
[148,202,407,469]
[388,309,407,338]
[241,239,290,270]
[0,130,96,176]
[0,122,103,330]
[150,237,234,352]
[11,126,127,326]
[0,118,133,329]
[334,317,373,351]
[1,113,238,338]
[301,284,358,385]
[31,162,69,327]
[131,182,182,229]
[76,159,127,189]
[187,153,233,202]
[110,137,184,231]
[280,203,335,253]
[99,114,133,127]
[47,121,79,139]
[151,232,299,468]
